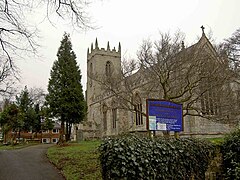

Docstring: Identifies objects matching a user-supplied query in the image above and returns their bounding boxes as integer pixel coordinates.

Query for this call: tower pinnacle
[91,43,93,52]
[118,42,121,53]
[95,38,99,49]
[107,41,110,51]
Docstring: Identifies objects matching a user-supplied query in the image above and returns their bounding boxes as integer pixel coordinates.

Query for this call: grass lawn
[0,143,40,150]
[47,141,102,180]
[206,137,224,145]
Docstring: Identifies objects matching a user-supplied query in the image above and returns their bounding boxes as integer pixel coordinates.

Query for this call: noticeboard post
[146,99,183,132]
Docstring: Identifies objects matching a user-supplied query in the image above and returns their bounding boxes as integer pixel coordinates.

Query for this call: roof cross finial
[201,25,205,34]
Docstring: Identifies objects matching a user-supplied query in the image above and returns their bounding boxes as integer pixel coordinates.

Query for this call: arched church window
[89,63,93,87]
[134,93,143,126]
[103,105,108,131]
[200,81,220,115]
[106,61,111,77]
[111,99,117,129]
[112,108,117,129]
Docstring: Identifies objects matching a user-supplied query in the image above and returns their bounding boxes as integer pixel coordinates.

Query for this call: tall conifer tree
[16,86,36,137]
[46,33,85,142]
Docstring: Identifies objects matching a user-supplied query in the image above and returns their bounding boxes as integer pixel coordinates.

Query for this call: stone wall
[182,115,233,138]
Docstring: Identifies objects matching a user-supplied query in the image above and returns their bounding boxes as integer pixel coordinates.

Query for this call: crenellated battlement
[87,38,121,61]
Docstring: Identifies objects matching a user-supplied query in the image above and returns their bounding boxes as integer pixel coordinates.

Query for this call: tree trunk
[18,130,20,139]
[12,131,17,145]
[65,122,72,142]
[4,132,7,144]
[68,123,72,141]
[58,121,65,145]
[66,121,69,141]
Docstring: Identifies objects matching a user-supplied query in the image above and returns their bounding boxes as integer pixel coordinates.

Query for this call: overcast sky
[16,0,240,93]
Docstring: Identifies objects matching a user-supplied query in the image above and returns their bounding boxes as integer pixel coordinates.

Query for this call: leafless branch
[89,30,239,124]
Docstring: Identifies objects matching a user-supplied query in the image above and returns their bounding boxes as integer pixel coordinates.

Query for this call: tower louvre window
[106,61,111,77]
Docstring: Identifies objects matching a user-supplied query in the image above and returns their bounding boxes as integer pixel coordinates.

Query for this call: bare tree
[29,87,46,106]
[90,31,238,125]
[0,0,93,99]
[0,0,92,66]
[0,57,18,97]
[218,28,240,71]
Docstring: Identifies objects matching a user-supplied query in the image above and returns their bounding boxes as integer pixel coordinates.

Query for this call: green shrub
[222,128,240,179]
[99,135,215,180]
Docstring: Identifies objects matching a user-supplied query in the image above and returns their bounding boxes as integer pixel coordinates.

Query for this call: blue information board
[147,99,183,132]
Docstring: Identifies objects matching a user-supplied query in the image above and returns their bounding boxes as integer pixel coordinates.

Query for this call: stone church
[78,28,236,139]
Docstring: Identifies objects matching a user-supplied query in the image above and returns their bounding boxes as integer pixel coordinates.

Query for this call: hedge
[221,128,240,179]
[99,135,215,180]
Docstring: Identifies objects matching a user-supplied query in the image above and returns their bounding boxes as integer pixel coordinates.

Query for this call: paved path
[0,144,65,180]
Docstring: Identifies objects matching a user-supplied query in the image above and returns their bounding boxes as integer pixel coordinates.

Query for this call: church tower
[85,38,121,136]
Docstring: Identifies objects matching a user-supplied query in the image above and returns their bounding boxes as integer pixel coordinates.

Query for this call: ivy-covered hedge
[221,128,240,179]
[99,135,215,180]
